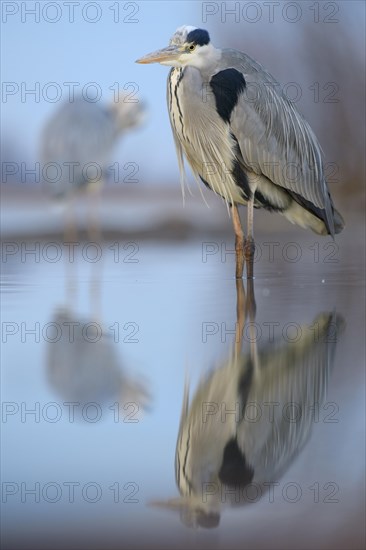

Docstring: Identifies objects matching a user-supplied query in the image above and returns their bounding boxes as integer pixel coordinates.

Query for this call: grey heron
[136,26,344,278]
[152,279,344,527]
[41,94,145,242]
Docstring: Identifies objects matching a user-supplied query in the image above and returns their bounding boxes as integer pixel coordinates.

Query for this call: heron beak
[135,45,181,64]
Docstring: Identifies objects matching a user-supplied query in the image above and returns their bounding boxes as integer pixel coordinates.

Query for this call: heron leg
[245,197,255,279]
[87,182,102,244]
[87,183,103,322]
[244,277,258,372]
[234,277,257,362]
[231,204,245,279]
[235,278,245,358]
[64,194,78,243]
[246,277,256,321]
[64,195,78,307]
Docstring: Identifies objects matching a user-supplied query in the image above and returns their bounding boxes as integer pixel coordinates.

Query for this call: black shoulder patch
[186,28,210,46]
[219,438,254,488]
[210,69,246,123]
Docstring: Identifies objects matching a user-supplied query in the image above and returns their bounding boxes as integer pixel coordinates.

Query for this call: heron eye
[189,44,196,52]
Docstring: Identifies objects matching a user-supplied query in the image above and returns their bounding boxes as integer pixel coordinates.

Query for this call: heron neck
[190,45,222,78]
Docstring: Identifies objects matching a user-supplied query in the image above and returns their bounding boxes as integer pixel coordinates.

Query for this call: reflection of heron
[137,26,344,278]
[46,307,150,421]
[41,94,145,242]
[152,280,344,528]
[46,232,150,420]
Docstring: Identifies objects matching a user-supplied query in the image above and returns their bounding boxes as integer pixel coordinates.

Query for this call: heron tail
[283,197,345,236]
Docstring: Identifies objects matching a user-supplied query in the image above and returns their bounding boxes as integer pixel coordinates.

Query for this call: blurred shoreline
[1,183,364,241]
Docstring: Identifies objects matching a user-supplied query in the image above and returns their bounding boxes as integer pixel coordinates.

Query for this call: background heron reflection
[45,249,150,422]
[46,307,150,421]
[153,280,345,528]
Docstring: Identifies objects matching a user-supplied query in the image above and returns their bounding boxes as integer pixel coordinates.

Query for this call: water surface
[1,229,365,550]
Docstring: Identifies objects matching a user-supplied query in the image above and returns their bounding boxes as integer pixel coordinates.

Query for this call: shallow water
[1,229,365,550]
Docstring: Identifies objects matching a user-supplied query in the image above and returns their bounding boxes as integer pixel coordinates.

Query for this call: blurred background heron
[137,25,344,278]
[40,94,145,243]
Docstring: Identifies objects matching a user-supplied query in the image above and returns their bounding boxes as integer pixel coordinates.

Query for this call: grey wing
[237,312,344,481]
[224,50,335,234]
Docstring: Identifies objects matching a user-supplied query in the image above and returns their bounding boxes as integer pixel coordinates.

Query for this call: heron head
[109,93,147,131]
[136,26,219,69]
